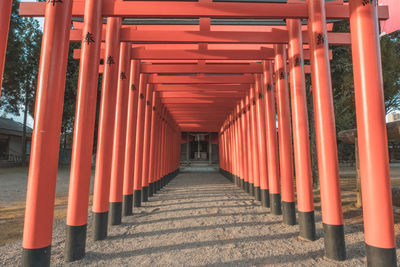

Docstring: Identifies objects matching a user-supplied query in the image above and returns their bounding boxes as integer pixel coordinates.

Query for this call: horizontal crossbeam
[154,84,250,91]
[19,1,389,20]
[148,74,254,84]
[70,28,351,45]
[74,48,332,60]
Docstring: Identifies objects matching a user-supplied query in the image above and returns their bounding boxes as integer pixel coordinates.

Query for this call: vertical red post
[21,1,73,266]
[245,95,253,194]
[349,0,396,265]
[263,61,281,215]
[157,107,166,189]
[109,42,132,225]
[274,44,296,225]
[235,105,244,187]
[255,74,270,207]
[148,93,160,197]
[235,105,243,189]
[231,113,237,184]
[227,115,233,181]
[307,0,345,260]
[160,108,167,186]
[92,17,121,241]
[287,19,316,241]
[141,84,154,202]
[220,125,225,174]
[154,106,162,192]
[234,112,239,184]
[122,60,140,216]
[240,100,250,192]
[231,113,237,183]
[250,85,261,200]
[65,0,102,261]
[224,123,229,179]
[133,74,148,206]
[0,0,12,98]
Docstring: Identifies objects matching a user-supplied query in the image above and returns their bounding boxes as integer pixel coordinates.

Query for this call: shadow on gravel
[144,198,257,207]
[146,204,252,215]
[86,232,298,260]
[130,211,272,225]
[195,240,366,266]
[108,220,280,240]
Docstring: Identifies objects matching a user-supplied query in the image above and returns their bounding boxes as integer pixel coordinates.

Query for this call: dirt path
[1,171,399,266]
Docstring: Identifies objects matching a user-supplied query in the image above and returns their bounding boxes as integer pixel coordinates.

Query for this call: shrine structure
[0,0,396,266]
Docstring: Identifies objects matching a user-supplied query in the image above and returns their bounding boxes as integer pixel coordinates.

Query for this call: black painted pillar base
[244,181,250,193]
[154,180,158,192]
[227,172,231,182]
[156,180,161,191]
[122,194,133,216]
[133,190,142,207]
[249,183,255,196]
[282,201,296,225]
[240,178,244,190]
[261,189,270,208]
[149,183,154,197]
[270,193,282,215]
[93,211,108,241]
[109,202,122,225]
[298,211,316,241]
[233,175,237,186]
[366,243,397,267]
[323,223,346,261]
[254,186,261,201]
[65,224,87,262]
[141,186,149,202]
[22,245,51,267]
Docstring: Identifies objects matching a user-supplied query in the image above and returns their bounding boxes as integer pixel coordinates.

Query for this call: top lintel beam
[19,2,389,20]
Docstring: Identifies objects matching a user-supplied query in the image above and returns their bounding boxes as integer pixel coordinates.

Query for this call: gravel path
[1,171,399,266]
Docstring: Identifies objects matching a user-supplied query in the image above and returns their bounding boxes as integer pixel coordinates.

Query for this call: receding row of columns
[20,2,181,266]
[0,0,395,266]
[219,1,397,266]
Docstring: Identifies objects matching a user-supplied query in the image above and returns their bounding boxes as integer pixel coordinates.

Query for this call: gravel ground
[0,167,94,204]
[1,171,399,266]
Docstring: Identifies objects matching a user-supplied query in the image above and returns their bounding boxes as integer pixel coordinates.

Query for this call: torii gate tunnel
[0,0,396,266]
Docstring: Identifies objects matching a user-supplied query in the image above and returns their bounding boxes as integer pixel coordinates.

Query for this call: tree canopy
[1,0,41,117]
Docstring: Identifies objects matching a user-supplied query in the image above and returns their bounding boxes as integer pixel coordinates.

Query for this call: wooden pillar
[274,44,296,225]
[287,18,316,241]
[22,1,73,266]
[122,60,140,216]
[65,0,102,261]
[349,0,396,264]
[92,17,121,241]
[263,60,281,215]
[307,0,345,260]
[109,42,132,225]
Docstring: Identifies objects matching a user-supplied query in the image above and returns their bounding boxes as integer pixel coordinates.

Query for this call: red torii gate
[0,0,394,266]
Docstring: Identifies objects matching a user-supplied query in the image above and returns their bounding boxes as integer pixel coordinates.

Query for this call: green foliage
[61,42,80,135]
[1,1,41,116]
[1,1,81,148]
[327,21,400,162]
[381,31,400,113]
